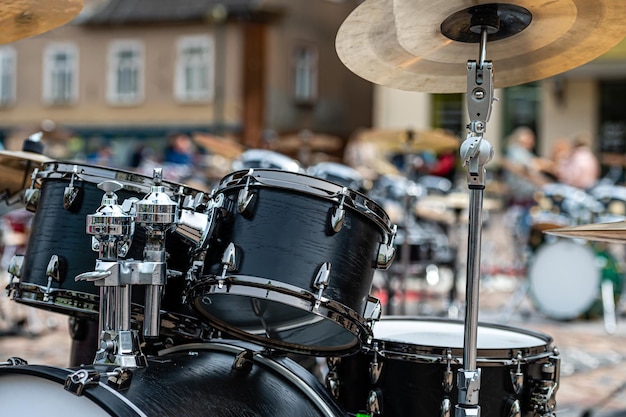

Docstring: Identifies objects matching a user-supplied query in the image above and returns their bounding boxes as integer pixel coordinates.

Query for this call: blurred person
[164,132,194,165]
[556,133,600,190]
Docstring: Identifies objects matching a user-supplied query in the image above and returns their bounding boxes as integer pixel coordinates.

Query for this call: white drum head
[529,240,600,320]
[0,374,110,417]
[373,318,548,350]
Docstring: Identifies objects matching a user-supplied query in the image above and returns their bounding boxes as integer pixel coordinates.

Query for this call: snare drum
[186,169,396,356]
[0,341,346,417]
[328,317,559,417]
[9,162,207,341]
[528,240,623,320]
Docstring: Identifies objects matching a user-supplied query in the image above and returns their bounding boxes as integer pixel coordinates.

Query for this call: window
[175,35,214,102]
[43,43,78,105]
[0,46,15,106]
[292,44,318,104]
[107,40,144,105]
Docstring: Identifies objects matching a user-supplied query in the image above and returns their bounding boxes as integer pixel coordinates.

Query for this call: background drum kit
[1,0,626,416]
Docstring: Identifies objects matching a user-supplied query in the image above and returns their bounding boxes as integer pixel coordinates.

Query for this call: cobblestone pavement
[1,210,626,417]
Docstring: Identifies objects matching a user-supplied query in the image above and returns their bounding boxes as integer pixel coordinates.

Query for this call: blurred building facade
[0,0,373,166]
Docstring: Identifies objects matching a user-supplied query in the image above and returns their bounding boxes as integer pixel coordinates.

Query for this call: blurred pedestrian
[556,133,600,190]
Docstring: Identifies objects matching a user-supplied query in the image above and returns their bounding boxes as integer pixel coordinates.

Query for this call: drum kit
[1,0,626,416]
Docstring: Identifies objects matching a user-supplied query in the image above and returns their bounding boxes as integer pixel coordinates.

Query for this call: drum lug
[510,351,524,395]
[507,399,522,417]
[63,165,81,211]
[5,255,24,296]
[0,357,28,366]
[237,170,257,217]
[376,225,397,269]
[369,350,383,384]
[312,262,332,310]
[325,357,341,399]
[218,242,239,288]
[329,188,348,233]
[44,254,63,302]
[366,389,383,416]
[443,349,454,393]
[232,349,254,374]
[24,167,40,212]
[440,397,452,417]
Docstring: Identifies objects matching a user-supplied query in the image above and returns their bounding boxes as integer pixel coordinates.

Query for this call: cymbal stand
[456,25,495,417]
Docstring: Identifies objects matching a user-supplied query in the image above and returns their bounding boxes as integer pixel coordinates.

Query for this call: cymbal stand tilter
[456,21,495,417]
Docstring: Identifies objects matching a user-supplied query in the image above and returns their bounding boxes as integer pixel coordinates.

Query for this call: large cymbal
[0,150,51,199]
[359,128,459,153]
[336,0,626,93]
[0,0,84,44]
[546,221,626,244]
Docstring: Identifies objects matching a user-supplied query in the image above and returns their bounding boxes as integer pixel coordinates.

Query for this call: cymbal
[0,150,51,198]
[0,0,84,44]
[359,129,459,153]
[546,221,626,244]
[192,133,245,159]
[336,0,626,93]
[273,132,344,153]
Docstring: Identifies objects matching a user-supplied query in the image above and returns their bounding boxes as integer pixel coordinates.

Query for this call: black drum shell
[0,342,346,417]
[190,169,392,355]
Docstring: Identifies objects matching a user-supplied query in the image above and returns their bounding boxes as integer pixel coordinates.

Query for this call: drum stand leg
[601,280,617,334]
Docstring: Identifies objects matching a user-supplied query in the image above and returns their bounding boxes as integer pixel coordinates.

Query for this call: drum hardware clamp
[64,367,133,396]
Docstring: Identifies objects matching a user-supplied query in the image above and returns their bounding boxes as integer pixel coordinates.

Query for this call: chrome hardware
[367,389,382,416]
[508,399,522,417]
[43,255,62,302]
[530,355,560,417]
[329,188,348,233]
[64,367,132,396]
[441,398,452,417]
[376,224,397,269]
[237,169,257,216]
[510,351,524,395]
[312,262,331,310]
[218,242,239,288]
[5,255,24,296]
[232,349,254,374]
[369,349,383,384]
[63,165,81,211]
[0,357,27,366]
[325,357,341,399]
[24,168,40,212]
[457,368,481,406]
[443,349,454,393]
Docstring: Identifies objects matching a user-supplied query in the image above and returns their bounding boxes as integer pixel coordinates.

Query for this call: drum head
[529,240,600,320]
[373,317,551,359]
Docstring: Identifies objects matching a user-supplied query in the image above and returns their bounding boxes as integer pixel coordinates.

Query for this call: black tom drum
[187,169,396,356]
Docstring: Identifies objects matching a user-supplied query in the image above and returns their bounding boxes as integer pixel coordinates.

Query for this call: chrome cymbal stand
[456,25,495,417]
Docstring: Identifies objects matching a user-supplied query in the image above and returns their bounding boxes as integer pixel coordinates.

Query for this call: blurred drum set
[1,0,626,416]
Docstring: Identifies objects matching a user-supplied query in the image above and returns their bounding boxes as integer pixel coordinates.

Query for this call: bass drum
[528,240,623,320]
[327,317,559,417]
[0,342,345,417]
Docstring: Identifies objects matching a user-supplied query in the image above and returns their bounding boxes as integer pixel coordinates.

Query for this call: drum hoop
[159,342,340,417]
[365,317,554,366]
[187,274,378,355]
[11,284,209,340]
[38,161,198,196]
[217,169,395,238]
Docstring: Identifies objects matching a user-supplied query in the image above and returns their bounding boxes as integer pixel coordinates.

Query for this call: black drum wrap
[9,162,207,341]
[330,317,559,417]
[187,169,395,356]
[0,342,346,417]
